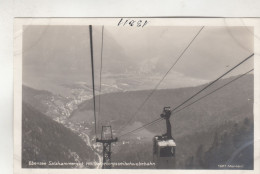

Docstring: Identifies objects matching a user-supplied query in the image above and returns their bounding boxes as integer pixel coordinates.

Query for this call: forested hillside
[72,75,253,135]
[70,74,254,169]
[22,102,97,168]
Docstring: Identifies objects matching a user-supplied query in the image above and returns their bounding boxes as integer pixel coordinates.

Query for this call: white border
[14,18,260,174]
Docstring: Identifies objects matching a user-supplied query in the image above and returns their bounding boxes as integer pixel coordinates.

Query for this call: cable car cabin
[153,136,176,169]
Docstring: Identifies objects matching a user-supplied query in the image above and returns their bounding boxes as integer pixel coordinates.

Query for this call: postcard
[14,18,260,174]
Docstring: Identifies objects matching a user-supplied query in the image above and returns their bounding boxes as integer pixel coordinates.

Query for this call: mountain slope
[22,102,97,168]
[184,117,253,169]
[112,117,253,169]
[71,74,253,136]
[70,74,254,169]
[22,85,53,114]
[23,85,78,120]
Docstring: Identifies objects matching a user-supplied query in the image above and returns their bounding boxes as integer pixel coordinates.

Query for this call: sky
[22,25,254,95]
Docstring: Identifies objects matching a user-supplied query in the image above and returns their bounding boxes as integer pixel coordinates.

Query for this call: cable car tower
[96,126,118,169]
[153,107,176,169]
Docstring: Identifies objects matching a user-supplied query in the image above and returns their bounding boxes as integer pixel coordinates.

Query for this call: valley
[22,74,254,169]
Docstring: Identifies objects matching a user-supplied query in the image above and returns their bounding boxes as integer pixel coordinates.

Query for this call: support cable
[98,26,104,135]
[172,68,254,115]
[118,59,254,138]
[89,25,97,136]
[118,118,163,138]
[117,26,205,133]
[170,53,254,113]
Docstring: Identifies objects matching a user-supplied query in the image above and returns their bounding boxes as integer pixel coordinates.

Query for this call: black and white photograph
[14,18,258,171]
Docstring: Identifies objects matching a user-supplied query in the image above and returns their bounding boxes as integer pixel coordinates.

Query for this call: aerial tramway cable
[118,54,254,138]
[172,68,254,115]
[170,53,254,113]
[98,26,104,134]
[119,68,253,138]
[118,118,163,138]
[89,25,97,136]
[116,26,205,133]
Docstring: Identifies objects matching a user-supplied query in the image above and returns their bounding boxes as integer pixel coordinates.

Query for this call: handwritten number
[137,20,142,27]
[118,18,149,27]
[142,20,148,28]
[117,18,123,26]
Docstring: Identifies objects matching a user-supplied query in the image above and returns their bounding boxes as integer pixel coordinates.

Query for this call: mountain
[22,74,254,169]
[22,102,97,168]
[71,74,253,135]
[70,74,254,169]
[184,117,253,169]
[22,85,83,120]
[22,86,53,114]
[110,116,253,169]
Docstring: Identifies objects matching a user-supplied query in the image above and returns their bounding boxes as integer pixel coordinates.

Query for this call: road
[82,132,102,169]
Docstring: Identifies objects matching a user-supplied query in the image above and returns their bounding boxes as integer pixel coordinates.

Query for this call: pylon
[96,126,118,169]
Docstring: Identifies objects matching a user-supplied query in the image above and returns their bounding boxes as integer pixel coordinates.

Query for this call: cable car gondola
[153,107,176,169]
